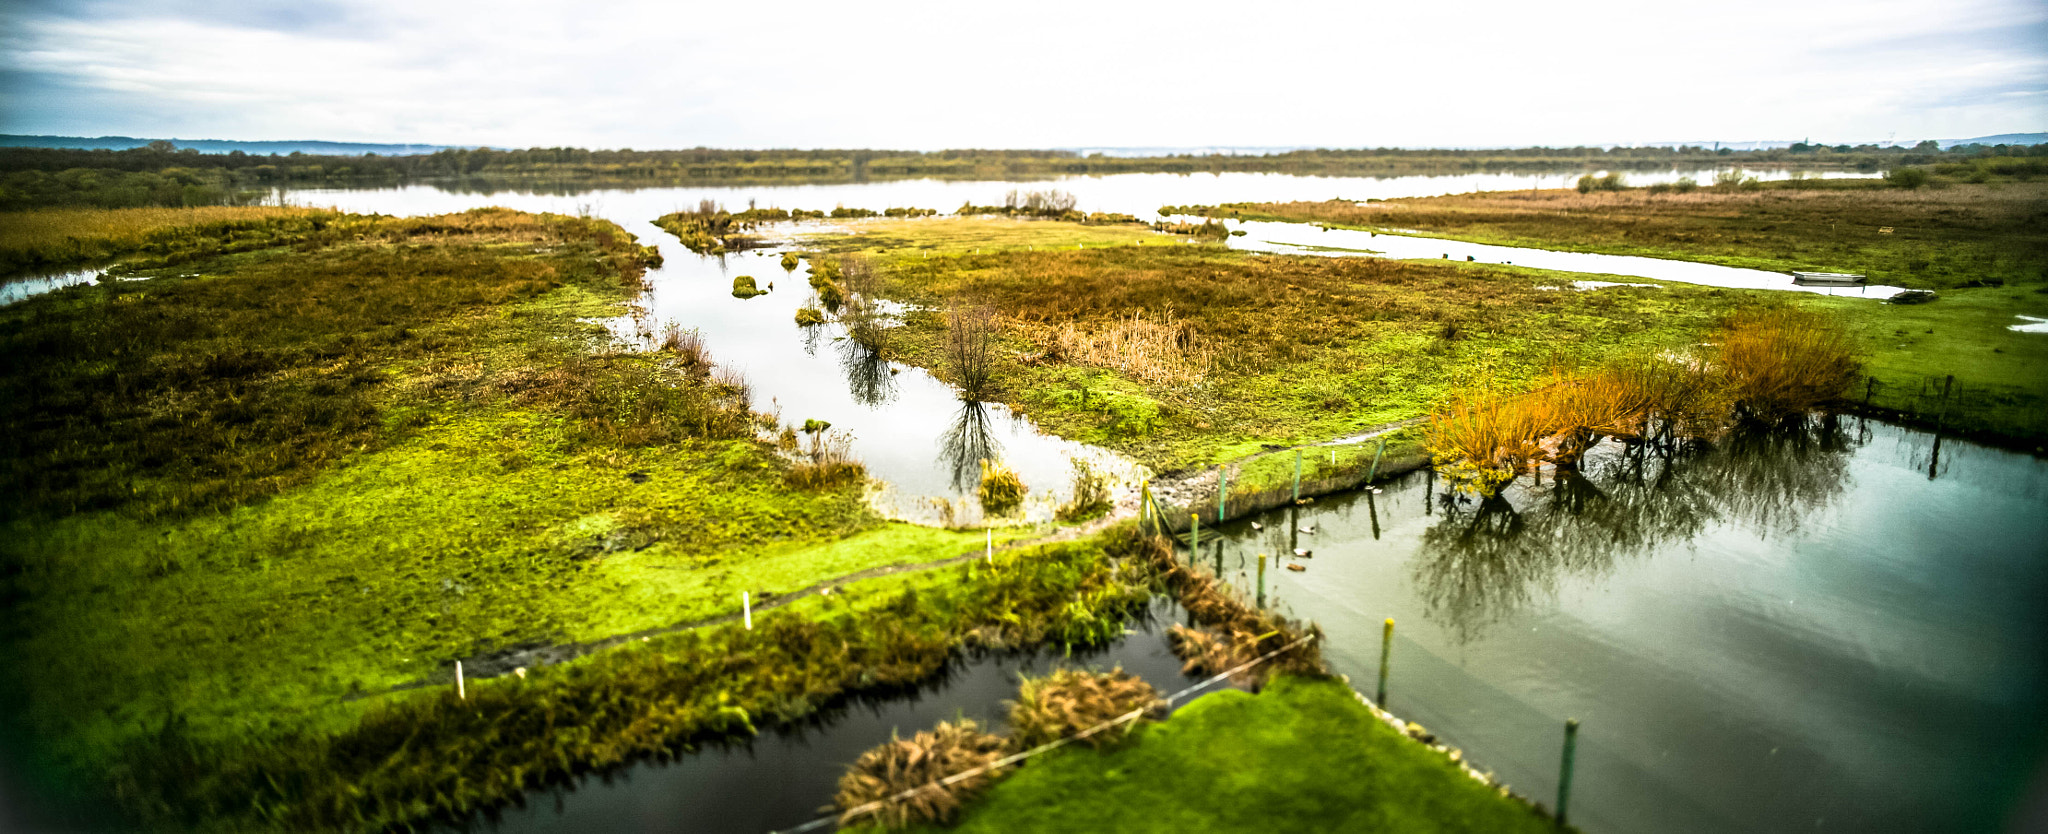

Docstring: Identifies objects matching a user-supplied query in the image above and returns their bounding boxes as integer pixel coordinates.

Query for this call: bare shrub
[1006,668,1161,749]
[837,254,891,353]
[945,302,999,400]
[786,428,865,490]
[834,719,1010,829]
[1423,382,1544,496]
[1054,459,1112,522]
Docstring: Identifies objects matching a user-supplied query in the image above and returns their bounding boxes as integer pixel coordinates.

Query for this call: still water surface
[1196,420,2048,834]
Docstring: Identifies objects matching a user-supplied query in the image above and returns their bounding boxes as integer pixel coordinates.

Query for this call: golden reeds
[1715,307,1859,422]
[1425,307,1859,494]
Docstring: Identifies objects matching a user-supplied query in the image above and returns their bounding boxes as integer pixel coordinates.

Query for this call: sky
[1,0,2042,150]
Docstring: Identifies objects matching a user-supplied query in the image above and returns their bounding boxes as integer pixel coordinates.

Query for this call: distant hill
[1943,133,2047,148]
[0,135,459,156]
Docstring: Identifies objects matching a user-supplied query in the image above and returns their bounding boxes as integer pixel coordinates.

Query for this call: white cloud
[2,0,2042,146]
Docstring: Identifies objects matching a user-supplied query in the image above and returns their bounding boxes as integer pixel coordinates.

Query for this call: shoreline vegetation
[5,140,2041,210]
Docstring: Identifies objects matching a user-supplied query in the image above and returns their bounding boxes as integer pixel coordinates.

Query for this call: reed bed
[835,719,1012,829]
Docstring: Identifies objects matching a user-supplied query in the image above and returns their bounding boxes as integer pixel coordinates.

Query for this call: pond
[1188,419,2048,834]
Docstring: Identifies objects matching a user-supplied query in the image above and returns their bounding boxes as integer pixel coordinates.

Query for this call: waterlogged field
[804,220,1735,469]
[1194,179,2048,444]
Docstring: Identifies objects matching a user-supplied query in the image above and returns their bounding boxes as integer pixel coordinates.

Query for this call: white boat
[1790,271,1867,286]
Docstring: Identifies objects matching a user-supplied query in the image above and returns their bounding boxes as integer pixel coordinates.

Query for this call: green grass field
[912,676,1560,834]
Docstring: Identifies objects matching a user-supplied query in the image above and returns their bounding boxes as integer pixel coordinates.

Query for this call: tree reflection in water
[1415,415,1859,644]
[836,336,896,408]
[939,400,1002,494]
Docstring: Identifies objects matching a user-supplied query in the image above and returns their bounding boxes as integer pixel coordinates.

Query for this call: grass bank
[1184,181,2048,444]
[802,219,1730,471]
[0,206,1042,829]
[904,675,1560,834]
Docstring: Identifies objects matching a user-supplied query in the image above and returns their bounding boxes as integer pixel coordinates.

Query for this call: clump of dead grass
[1039,309,1211,385]
[1006,668,1162,749]
[834,719,1011,829]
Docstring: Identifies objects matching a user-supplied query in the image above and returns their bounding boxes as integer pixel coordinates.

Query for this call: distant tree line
[3,139,2042,211]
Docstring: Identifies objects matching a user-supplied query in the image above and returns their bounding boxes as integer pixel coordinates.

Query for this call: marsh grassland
[805,220,1734,470]
[0,207,1032,829]
[1189,179,2048,443]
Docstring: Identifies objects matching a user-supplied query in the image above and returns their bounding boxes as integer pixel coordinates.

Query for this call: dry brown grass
[1006,668,1162,749]
[835,719,1011,829]
[1034,309,1212,385]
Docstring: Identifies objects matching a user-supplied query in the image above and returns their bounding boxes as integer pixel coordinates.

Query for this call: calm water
[1192,420,2048,834]
[467,599,1206,834]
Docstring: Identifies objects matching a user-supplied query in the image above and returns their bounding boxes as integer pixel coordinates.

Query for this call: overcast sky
[1,0,2042,149]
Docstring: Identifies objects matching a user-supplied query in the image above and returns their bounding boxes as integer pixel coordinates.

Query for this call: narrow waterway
[1189,420,2048,834]
[463,599,1206,834]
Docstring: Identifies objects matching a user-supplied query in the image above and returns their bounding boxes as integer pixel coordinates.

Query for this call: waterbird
[1293,549,1312,558]
[1298,523,1316,534]
[1250,521,1263,531]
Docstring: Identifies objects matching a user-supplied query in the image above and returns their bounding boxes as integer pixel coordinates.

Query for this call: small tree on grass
[946,302,999,401]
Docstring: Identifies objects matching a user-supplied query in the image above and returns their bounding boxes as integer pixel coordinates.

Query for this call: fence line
[767,633,1318,834]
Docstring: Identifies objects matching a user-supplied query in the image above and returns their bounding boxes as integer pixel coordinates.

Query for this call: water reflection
[939,401,1002,493]
[834,336,896,408]
[1416,416,1859,643]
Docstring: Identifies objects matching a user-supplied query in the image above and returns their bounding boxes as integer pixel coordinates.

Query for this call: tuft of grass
[1054,459,1114,523]
[836,719,1013,829]
[978,459,1028,517]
